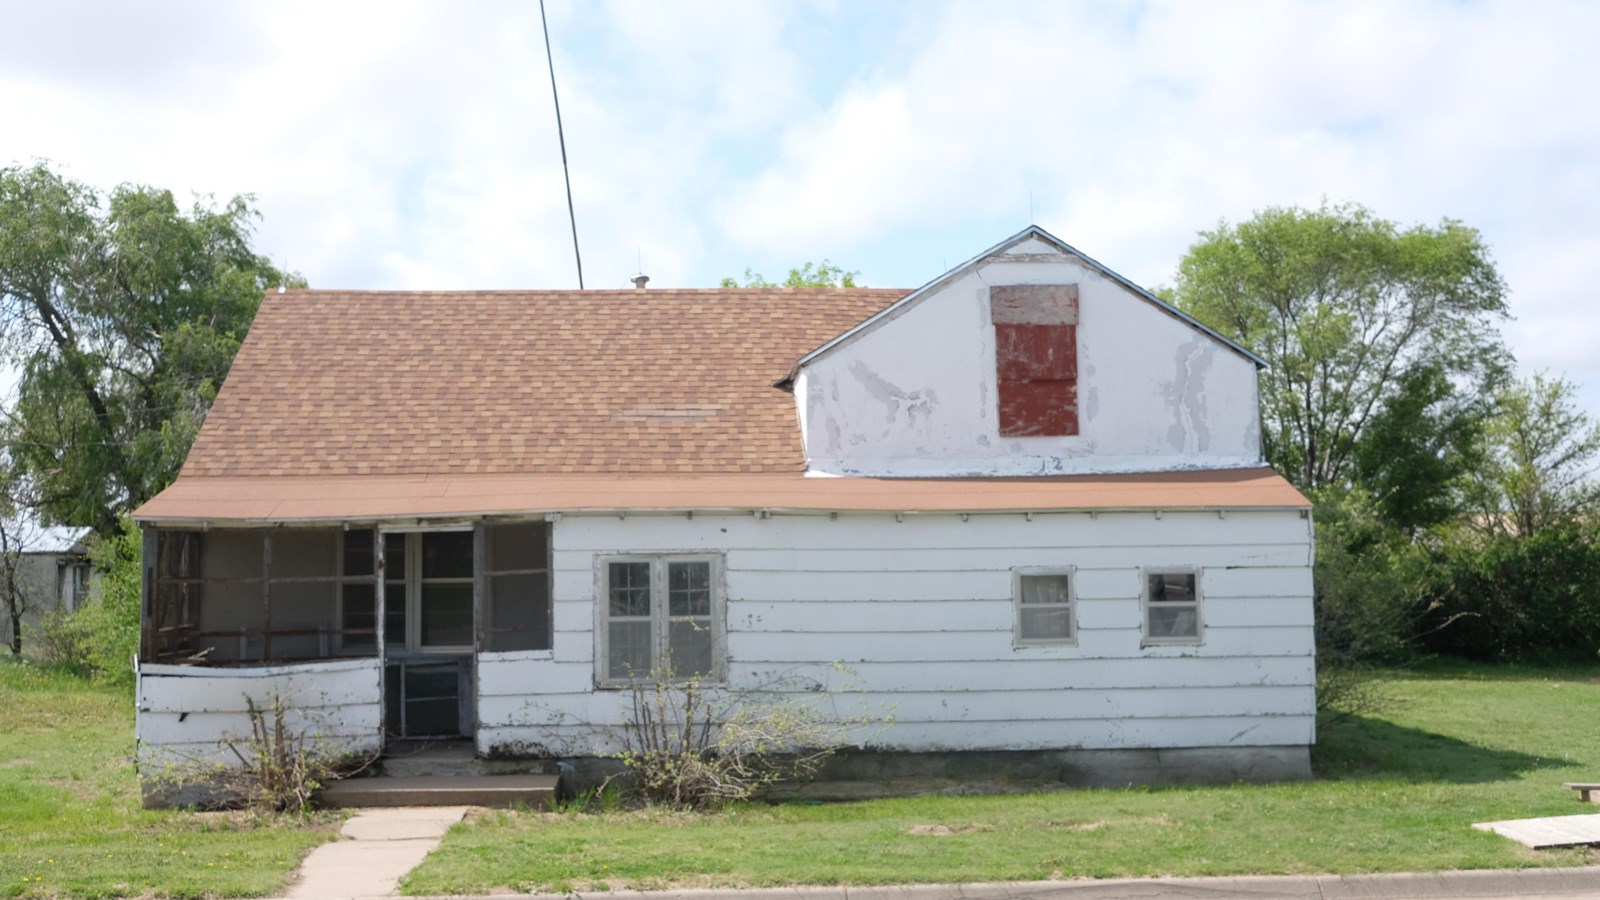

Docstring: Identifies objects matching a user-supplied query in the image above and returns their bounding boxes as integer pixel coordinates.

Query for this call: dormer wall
[795,240,1264,477]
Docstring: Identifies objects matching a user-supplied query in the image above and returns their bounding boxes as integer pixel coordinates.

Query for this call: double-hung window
[1013,567,1076,645]
[600,556,721,685]
[1143,568,1202,645]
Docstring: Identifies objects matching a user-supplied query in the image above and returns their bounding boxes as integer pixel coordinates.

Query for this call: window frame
[368,528,477,655]
[1012,565,1077,646]
[597,554,725,687]
[1141,566,1204,647]
[334,529,380,654]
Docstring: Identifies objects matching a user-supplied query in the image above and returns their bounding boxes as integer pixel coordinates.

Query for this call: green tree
[1468,373,1600,538]
[0,163,298,535]
[720,259,859,288]
[77,513,143,681]
[1172,202,1509,492]
[1352,364,1488,533]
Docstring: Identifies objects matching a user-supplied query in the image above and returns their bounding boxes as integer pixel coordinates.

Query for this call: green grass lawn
[403,663,1600,894]
[0,657,338,899]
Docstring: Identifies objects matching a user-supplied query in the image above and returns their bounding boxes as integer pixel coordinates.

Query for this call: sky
[1,0,1596,414]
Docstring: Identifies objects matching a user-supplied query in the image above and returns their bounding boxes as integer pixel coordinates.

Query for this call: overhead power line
[539,0,584,289]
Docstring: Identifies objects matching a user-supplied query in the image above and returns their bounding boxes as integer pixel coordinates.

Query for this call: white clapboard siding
[478,654,595,696]
[553,599,595,632]
[726,570,1016,602]
[520,509,1319,753]
[136,659,383,763]
[476,685,1311,729]
[727,656,1315,693]
[724,594,1304,634]
[552,510,1310,553]
[870,716,1317,750]
[722,543,1312,573]
[726,625,1313,663]
[138,706,381,745]
[729,599,1009,633]
[476,713,1316,758]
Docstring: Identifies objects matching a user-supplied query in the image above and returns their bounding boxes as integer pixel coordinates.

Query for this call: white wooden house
[133,226,1314,798]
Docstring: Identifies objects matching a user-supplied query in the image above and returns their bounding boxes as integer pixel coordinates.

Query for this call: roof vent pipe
[631,274,650,290]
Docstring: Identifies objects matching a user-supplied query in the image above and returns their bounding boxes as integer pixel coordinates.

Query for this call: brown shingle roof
[135,468,1311,524]
[181,288,906,478]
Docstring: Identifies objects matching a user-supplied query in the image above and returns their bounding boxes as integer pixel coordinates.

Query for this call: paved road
[388,867,1600,900]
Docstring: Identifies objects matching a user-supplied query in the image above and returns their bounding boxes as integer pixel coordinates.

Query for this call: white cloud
[0,0,1596,413]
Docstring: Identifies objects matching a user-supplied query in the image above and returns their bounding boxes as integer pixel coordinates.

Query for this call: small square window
[1144,569,1202,645]
[1014,569,1075,644]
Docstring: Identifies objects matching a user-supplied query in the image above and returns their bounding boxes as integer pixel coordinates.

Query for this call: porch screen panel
[146,530,202,663]
[195,529,266,662]
[265,529,339,661]
[479,522,552,652]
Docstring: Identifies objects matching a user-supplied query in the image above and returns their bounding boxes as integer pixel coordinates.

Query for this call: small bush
[1419,522,1600,662]
[32,608,94,672]
[615,669,875,809]
[161,694,375,814]
[69,514,142,683]
[1311,487,1437,719]
[223,695,370,813]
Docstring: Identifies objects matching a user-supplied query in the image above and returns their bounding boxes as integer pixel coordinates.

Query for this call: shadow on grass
[1313,714,1579,784]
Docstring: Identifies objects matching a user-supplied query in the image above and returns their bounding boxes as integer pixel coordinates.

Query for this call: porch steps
[318,774,560,809]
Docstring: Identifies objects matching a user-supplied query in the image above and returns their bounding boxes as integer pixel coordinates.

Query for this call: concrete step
[318,774,561,809]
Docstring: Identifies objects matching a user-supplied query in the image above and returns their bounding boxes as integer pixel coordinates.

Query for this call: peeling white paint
[136,657,382,769]
[797,253,1262,477]
[476,510,1315,758]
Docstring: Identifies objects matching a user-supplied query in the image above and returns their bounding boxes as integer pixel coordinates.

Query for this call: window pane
[1020,606,1073,641]
[384,533,406,575]
[609,562,651,616]
[420,583,473,646]
[1147,605,1199,639]
[1020,574,1070,605]
[668,619,714,679]
[343,529,375,577]
[422,531,474,578]
[608,620,653,679]
[1148,572,1196,604]
[668,561,711,616]
[385,583,407,645]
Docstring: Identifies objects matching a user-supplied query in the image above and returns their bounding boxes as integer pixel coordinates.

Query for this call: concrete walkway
[281,806,467,900]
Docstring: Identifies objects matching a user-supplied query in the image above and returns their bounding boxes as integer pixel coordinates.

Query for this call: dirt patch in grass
[906,823,995,836]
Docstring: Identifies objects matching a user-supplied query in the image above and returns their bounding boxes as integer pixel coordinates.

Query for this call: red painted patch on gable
[991,285,1079,437]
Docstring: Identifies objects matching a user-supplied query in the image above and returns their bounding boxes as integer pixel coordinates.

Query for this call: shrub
[614,668,874,809]
[69,514,142,683]
[153,693,375,814]
[1310,487,1437,719]
[1419,521,1600,662]
[32,608,94,672]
